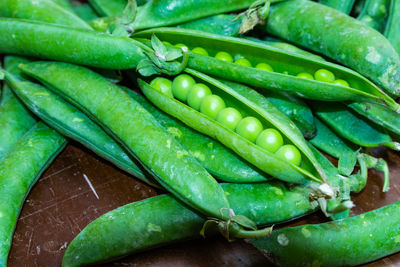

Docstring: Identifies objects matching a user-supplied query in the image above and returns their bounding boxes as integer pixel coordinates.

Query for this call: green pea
[200,94,226,119]
[255,63,274,72]
[215,51,233,62]
[275,145,302,166]
[256,128,283,153]
[235,117,263,143]
[175,43,188,49]
[192,47,208,56]
[216,107,243,131]
[187,83,212,110]
[172,74,196,102]
[234,58,252,67]
[150,77,173,98]
[333,79,350,87]
[314,69,335,83]
[296,72,314,79]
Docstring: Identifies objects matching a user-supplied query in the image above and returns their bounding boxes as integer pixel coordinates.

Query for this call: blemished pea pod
[264,0,400,96]
[140,70,330,186]
[250,201,400,267]
[127,89,268,183]
[62,182,315,267]
[0,18,148,70]
[0,122,66,267]
[385,0,400,54]
[4,71,159,188]
[19,61,272,238]
[133,28,399,111]
[178,14,242,37]
[357,0,391,32]
[0,0,91,29]
[70,1,99,21]
[318,0,356,14]
[312,101,400,150]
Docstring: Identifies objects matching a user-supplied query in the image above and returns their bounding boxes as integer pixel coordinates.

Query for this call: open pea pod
[133,28,399,112]
[139,69,330,188]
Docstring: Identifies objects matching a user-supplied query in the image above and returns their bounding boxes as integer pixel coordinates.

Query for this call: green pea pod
[318,0,356,14]
[178,14,242,37]
[385,0,400,55]
[357,0,391,32]
[127,89,268,183]
[70,1,99,21]
[0,18,148,70]
[88,0,127,17]
[62,182,315,267]
[264,0,400,96]
[250,201,400,267]
[51,0,75,13]
[133,28,399,112]
[313,102,400,150]
[0,122,66,266]
[0,0,91,29]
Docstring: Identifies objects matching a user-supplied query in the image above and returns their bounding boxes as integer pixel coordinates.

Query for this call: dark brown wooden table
[7,142,400,266]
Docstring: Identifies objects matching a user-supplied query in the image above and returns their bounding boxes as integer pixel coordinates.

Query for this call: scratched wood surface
[6,140,400,266]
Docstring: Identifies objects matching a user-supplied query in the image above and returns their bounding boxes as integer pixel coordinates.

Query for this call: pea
[235,117,263,143]
[275,145,302,166]
[234,58,252,67]
[175,43,188,49]
[333,79,350,87]
[256,128,284,153]
[216,107,243,130]
[215,51,233,62]
[297,72,314,80]
[314,69,335,83]
[150,77,173,98]
[255,63,274,72]
[187,83,212,110]
[172,74,196,102]
[192,47,208,56]
[200,94,226,119]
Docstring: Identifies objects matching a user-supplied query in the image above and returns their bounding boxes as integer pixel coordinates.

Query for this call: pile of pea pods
[1,0,400,266]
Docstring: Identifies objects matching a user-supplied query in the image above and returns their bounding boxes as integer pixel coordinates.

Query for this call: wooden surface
[7,142,400,266]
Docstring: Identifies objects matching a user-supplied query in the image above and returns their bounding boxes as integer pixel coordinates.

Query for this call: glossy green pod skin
[62,182,315,267]
[178,14,242,37]
[140,71,327,185]
[385,0,400,54]
[313,102,400,150]
[127,89,268,183]
[265,0,400,96]
[0,18,148,70]
[0,122,66,267]
[19,61,232,222]
[357,0,391,32]
[4,72,160,187]
[318,0,356,14]
[133,28,399,111]
[51,0,75,12]
[88,0,126,17]
[0,0,91,29]
[68,1,99,21]
[250,201,400,267]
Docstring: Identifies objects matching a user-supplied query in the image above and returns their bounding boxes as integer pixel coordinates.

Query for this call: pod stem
[384,142,400,151]
[357,153,390,192]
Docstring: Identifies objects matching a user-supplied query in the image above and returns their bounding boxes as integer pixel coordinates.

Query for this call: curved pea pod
[313,101,400,150]
[178,14,242,37]
[357,0,391,32]
[385,0,400,54]
[0,0,91,29]
[140,70,329,187]
[250,201,400,267]
[0,18,148,70]
[264,0,400,97]
[62,182,315,267]
[0,122,66,266]
[127,89,268,183]
[133,28,399,112]
[318,0,356,14]
[4,72,159,188]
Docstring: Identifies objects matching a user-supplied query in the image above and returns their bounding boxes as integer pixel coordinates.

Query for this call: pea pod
[133,28,399,111]
[51,0,75,13]
[69,1,99,21]
[264,0,400,96]
[250,201,400,267]
[357,0,391,32]
[318,0,356,14]
[127,89,268,183]
[0,0,91,29]
[0,122,66,266]
[88,0,127,17]
[385,0,400,54]
[178,14,242,37]
[62,182,315,267]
